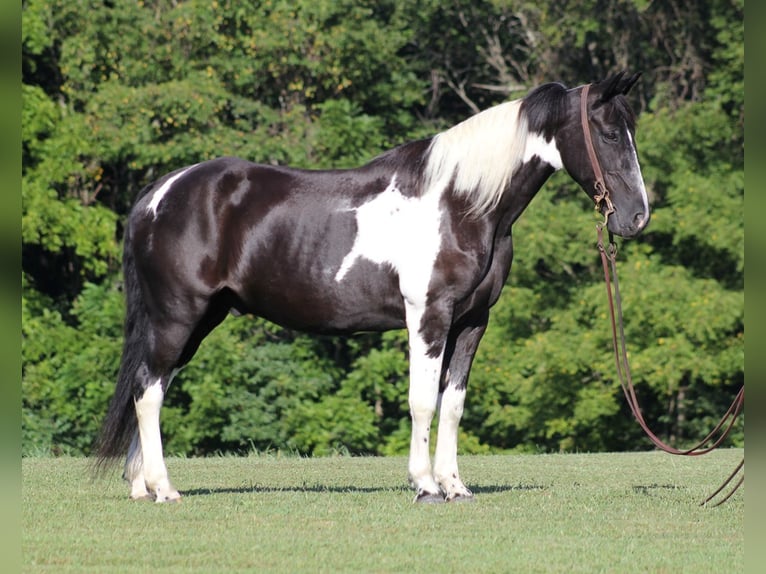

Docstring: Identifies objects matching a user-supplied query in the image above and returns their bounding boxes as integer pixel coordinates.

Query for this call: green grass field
[22,450,743,573]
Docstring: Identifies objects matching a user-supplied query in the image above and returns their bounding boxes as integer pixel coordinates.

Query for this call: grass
[22,449,743,573]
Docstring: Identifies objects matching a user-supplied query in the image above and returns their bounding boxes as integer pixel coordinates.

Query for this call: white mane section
[423,99,528,215]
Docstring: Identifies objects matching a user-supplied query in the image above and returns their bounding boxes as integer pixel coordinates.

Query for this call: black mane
[520,77,637,138]
[520,82,569,140]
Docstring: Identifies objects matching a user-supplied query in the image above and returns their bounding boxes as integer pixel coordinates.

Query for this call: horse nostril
[633,211,649,229]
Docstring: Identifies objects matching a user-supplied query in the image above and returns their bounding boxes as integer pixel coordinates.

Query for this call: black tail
[92,225,149,473]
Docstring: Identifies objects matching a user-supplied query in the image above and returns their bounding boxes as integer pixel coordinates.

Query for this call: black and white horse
[96,72,649,503]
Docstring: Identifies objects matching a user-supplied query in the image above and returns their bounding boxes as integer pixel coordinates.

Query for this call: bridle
[580,83,745,506]
[580,83,614,223]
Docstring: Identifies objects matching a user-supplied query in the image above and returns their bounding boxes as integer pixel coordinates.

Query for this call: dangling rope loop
[595,225,744,505]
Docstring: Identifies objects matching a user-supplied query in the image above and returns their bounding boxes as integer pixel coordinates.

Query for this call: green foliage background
[22,0,744,457]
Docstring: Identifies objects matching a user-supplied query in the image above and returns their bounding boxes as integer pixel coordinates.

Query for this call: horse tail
[92,223,148,472]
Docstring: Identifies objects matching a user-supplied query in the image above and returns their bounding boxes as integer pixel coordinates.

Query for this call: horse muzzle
[606,208,650,238]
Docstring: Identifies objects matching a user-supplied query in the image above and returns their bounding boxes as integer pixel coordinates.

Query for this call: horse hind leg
[121,354,181,502]
[128,298,231,502]
[124,430,150,500]
[125,366,182,502]
[134,372,180,502]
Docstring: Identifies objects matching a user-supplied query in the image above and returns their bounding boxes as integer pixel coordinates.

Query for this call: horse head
[560,71,650,238]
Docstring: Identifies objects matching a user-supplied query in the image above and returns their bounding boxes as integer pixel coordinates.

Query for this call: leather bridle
[580,83,614,222]
[581,83,745,506]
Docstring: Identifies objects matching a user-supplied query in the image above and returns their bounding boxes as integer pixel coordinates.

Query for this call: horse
[95,71,649,503]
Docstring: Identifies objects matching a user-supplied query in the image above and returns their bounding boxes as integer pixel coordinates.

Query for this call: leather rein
[580,84,745,506]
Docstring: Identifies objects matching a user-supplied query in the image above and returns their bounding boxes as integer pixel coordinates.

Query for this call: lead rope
[580,84,744,506]
[596,225,744,506]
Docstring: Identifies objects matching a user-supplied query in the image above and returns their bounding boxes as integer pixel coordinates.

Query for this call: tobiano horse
[95,71,650,503]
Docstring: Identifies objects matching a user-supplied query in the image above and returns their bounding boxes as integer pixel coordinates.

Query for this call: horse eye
[603,131,619,143]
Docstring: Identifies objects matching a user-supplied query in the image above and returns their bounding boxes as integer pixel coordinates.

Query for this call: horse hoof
[414,491,445,504]
[153,488,182,503]
[130,494,154,502]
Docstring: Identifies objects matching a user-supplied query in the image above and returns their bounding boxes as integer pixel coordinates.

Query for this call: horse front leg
[405,300,449,503]
[433,318,488,502]
[433,385,473,501]
[407,347,444,502]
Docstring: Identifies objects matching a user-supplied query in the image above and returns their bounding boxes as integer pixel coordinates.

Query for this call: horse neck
[488,158,558,234]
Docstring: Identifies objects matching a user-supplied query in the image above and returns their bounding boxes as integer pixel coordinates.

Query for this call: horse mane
[422,81,570,216]
[423,100,527,215]
[521,82,569,140]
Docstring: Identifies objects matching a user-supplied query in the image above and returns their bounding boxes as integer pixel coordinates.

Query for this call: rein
[580,84,745,506]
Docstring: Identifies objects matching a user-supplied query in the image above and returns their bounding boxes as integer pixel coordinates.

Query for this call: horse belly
[212,167,440,334]
[233,254,407,335]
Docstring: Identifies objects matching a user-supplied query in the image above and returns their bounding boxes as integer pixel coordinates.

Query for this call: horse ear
[620,72,641,95]
[595,71,623,104]
[597,70,640,102]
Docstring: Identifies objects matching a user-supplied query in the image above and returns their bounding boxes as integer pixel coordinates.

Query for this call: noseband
[580,84,614,222]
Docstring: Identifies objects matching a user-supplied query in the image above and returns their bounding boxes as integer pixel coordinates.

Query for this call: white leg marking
[406,305,444,501]
[146,164,199,217]
[126,369,181,501]
[125,431,150,499]
[135,379,180,502]
[433,386,473,501]
[335,173,444,289]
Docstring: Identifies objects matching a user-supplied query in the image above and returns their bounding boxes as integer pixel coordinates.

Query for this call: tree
[22,0,743,456]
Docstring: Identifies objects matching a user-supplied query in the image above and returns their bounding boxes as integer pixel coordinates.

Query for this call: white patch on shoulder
[522,132,563,170]
[146,164,199,217]
[335,174,443,305]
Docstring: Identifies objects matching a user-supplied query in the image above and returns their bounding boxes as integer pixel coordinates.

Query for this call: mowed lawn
[22,449,743,573]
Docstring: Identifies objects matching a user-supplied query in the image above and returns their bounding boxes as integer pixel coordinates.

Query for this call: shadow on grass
[631,483,684,496]
[182,483,547,497]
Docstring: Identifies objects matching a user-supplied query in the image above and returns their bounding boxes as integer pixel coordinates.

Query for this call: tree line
[22,0,743,456]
